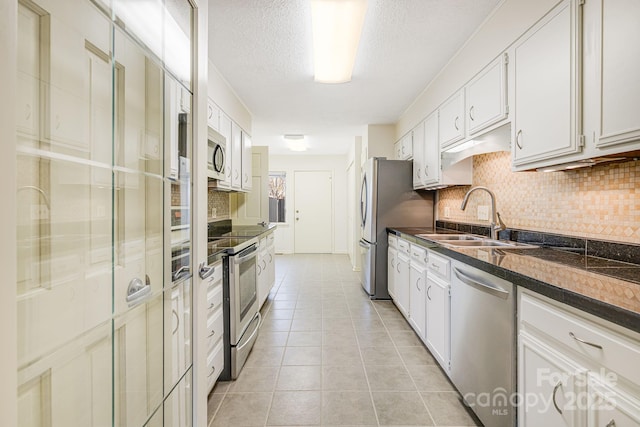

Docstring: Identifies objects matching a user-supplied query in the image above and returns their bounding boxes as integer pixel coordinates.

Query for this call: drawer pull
[208,330,216,338]
[431,263,440,270]
[208,366,216,377]
[209,302,215,309]
[552,381,563,415]
[427,285,431,301]
[569,332,603,350]
[606,420,616,427]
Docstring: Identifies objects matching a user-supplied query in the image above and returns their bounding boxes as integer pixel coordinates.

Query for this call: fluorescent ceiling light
[311,0,368,83]
[284,134,308,152]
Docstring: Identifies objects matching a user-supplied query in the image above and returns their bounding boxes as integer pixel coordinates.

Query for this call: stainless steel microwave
[207,127,226,181]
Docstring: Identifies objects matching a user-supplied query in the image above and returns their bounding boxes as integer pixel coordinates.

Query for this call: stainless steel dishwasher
[450,260,516,427]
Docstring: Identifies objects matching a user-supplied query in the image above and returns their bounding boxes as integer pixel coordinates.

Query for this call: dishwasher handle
[453,267,510,299]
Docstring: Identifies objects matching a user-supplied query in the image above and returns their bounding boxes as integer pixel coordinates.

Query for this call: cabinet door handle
[397,263,401,273]
[516,130,523,149]
[427,285,431,301]
[606,420,616,427]
[207,329,216,338]
[417,168,421,178]
[424,164,429,176]
[391,258,395,268]
[208,366,216,377]
[552,380,563,414]
[469,106,475,121]
[454,116,459,130]
[416,277,422,291]
[209,302,215,309]
[257,265,262,275]
[172,310,180,335]
[569,332,603,350]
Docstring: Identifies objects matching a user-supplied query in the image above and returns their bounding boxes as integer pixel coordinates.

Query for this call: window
[268,172,286,223]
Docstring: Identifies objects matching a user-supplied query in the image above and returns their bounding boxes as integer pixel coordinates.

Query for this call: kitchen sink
[416,234,485,241]
[441,240,538,248]
[415,233,538,249]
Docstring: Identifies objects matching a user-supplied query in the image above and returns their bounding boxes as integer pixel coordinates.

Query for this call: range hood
[441,123,638,172]
[442,123,511,169]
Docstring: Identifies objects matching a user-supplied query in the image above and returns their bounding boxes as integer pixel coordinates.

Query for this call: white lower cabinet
[519,291,640,427]
[204,261,223,393]
[408,244,427,339]
[395,242,410,319]
[257,232,276,309]
[389,236,451,374]
[425,273,450,372]
[387,245,397,300]
[518,333,587,427]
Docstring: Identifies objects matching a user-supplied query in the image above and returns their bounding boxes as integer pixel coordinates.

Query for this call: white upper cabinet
[422,111,440,187]
[396,132,413,160]
[207,98,220,132]
[465,54,508,136]
[241,131,252,191]
[585,0,640,152]
[230,122,242,190]
[412,122,425,189]
[512,0,583,169]
[438,90,465,148]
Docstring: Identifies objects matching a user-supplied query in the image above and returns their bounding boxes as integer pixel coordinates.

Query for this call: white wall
[208,60,252,133]
[270,155,348,254]
[397,0,560,138]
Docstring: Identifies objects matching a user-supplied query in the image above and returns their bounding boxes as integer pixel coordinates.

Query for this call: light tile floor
[208,254,482,427]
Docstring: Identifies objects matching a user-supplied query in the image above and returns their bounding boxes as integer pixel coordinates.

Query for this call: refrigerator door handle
[360,175,368,227]
[358,239,371,249]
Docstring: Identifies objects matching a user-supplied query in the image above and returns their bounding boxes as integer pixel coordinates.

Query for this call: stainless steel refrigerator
[359,158,434,299]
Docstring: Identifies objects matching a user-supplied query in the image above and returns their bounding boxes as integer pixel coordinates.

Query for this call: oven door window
[238,255,257,320]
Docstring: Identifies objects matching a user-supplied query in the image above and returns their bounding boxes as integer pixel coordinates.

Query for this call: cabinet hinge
[503,52,509,65]
[578,134,586,148]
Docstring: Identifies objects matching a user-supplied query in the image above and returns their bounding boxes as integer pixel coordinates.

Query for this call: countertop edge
[388,228,640,335]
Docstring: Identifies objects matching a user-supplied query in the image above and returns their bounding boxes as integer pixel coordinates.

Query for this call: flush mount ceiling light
[311,0,368,84]
[284,134,308,152]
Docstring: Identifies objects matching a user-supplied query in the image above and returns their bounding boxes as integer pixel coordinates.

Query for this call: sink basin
[416,234,484,241]
[414,233,537,249]
[441,240,538,249]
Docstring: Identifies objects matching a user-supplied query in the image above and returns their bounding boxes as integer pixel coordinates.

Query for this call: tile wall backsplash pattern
[208,189,230,219]
[437,152,640,244]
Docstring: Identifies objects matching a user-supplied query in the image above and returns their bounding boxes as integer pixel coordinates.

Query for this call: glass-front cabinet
[15,0,194,425]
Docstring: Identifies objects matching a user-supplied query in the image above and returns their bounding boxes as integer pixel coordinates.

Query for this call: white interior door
[294,170,332,253]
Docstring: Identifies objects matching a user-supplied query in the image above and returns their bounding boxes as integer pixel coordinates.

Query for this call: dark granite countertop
[388,227,640,334]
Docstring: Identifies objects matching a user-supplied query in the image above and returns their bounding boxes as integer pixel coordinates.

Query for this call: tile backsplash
[208,188,230,220]
[437,152,640,244]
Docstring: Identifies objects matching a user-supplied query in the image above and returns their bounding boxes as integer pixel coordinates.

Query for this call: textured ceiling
[208,0,502,155]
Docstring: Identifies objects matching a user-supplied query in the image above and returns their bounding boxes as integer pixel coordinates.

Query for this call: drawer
[207,339,224,391]
[205,260,223,285]
[259,237,266,248]
[521,293,640,387]
[397,238,410,254]
[427,251,450,280]
[388,234,398,249]
[207,282,223,312]
[410,244,427,265]
[206,304,224,348]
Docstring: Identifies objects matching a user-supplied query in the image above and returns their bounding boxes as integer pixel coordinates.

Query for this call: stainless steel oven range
[218,237,261,380]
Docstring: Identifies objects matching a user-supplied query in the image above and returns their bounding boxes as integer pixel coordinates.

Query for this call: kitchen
[3,0,640,426]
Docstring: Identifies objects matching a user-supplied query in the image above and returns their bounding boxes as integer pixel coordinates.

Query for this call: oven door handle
[233,244,258,264]
[236,312,262,353]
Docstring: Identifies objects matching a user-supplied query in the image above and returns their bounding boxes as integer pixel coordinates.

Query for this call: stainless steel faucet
[460,186,506,239]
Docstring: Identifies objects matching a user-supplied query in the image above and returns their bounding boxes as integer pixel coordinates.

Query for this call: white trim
[1,0,18,424]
